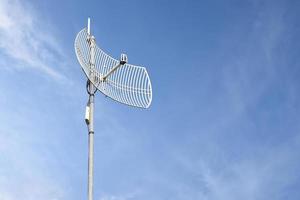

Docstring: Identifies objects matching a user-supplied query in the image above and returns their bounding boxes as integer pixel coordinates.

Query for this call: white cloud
[0,1,71,199]
[0,0,67,82]
[167,132,300,200]
[160,2,300,200]
[99,191,140,200]
[0,127,66,200]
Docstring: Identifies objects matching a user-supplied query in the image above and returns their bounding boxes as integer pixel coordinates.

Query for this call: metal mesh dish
[75,28,152,108]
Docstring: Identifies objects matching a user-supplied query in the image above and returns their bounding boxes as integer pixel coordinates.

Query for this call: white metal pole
[87,91,94,200]
[87,18,96,200]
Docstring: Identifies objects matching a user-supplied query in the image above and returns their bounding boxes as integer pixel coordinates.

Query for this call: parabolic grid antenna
[74,18,152,200]
[75,24,152,108]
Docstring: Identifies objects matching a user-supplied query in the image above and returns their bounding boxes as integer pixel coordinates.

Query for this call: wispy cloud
[0,0,67,82]
[0,121,66,200]
[197,135,300,200]
[0,1,72,199]
[152,1,300,200]
[99,190,140,200]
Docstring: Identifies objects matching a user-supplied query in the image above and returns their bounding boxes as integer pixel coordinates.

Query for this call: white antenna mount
[74,18,152,200]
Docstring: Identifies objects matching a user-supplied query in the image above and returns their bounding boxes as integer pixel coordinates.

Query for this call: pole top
[88,18,91,35]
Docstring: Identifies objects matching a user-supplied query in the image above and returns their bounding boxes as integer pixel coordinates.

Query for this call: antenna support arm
[101,53,128,81]
[101,63,122,81]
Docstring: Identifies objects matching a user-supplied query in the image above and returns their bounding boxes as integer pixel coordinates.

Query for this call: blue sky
[0,0,300,199]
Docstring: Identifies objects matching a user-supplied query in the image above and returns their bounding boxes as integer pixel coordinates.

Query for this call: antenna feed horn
[120,53,128,65]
